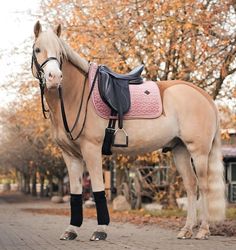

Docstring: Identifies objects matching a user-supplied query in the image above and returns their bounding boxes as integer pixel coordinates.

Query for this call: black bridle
[31,46,98,141]
[31,46,61,119]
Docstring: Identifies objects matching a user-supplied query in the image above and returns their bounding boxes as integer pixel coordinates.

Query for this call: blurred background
[0,0,235,209]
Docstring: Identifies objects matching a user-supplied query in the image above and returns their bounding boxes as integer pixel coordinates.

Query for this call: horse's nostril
[49,72,53,78]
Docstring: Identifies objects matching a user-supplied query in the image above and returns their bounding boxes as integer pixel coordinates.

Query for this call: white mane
[60,39,89,74]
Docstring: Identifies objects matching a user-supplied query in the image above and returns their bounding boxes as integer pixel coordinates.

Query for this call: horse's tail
[207,123,226,221]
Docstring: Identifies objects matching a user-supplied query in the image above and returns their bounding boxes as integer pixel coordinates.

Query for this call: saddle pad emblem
[89,63,163,120]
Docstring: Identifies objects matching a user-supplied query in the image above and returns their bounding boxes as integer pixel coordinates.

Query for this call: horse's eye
[35,47,41,53]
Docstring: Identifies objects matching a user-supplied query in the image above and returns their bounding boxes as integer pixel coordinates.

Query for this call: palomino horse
[31,21,225,241]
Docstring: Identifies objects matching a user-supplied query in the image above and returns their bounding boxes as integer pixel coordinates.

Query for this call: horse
[31,21,226,241]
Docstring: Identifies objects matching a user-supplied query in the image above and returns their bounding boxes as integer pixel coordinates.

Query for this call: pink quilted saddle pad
[89,63,162,120]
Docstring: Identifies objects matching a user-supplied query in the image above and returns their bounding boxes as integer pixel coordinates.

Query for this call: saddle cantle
[98,65,144,129]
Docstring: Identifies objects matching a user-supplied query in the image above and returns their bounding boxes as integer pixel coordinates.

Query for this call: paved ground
[0,193,235,250]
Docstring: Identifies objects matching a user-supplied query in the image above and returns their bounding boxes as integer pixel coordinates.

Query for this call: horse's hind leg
[172,144,197,239]
[183,139,212,240]
[190,153,211,239]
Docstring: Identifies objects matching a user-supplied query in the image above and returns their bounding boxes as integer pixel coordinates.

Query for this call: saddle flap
[98,70,109,103]
[98,68,131,115]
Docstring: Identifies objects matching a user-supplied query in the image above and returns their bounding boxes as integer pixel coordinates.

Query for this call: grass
[130,206,236,220]
[226,207,236,220]
[143,209,187,218]
[127,208,187,218]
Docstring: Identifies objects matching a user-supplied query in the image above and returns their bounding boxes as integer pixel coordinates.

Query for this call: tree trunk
[20,172,25,193]
[25,174,31,194]
[48,175,53,197]
[116,168,126,195]
[58,177,64,196]
[31,167,37,197]
[40,175,45,197]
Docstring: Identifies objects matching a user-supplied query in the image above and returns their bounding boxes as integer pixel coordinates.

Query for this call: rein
[31,46,97,141]
[58,68,98,140]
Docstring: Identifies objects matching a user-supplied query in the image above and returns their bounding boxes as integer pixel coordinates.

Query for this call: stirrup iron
[112,128,128,147]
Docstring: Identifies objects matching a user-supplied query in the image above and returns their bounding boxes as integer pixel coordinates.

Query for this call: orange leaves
[219,105,236,130]
[183,22,193,30]
[45,142,61,158]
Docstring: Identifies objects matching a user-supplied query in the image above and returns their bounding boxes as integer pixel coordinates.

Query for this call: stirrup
[112,128,128,147]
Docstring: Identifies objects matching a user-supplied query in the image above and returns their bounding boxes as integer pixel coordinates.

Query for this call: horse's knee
[80,144,104,192]
[63,153,83,194]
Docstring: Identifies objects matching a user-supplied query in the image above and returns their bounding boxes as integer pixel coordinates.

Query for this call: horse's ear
[34,21,42,38]
[55,24,61,37]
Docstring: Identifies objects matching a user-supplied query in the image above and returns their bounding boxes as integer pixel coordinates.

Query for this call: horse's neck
[60,39,89,73]
[45,60,88,129]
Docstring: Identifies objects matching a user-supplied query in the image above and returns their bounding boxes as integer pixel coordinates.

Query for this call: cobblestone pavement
[0,193,235,250]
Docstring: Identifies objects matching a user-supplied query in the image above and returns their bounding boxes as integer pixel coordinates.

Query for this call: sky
[0,0,40,107]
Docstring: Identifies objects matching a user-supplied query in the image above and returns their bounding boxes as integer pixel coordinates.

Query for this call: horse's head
[31,21,64,89]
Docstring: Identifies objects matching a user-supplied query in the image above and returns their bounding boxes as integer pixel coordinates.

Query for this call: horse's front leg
[60,152,84,240]
[81,141,110,241]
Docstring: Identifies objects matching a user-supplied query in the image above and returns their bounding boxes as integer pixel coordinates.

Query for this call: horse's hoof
[177,229,193,239]
[90,231,107,241]
[60,231,77,240]
[195,230,210,240]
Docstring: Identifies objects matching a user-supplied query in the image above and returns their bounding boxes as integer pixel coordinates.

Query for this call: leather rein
[31,46,98,141]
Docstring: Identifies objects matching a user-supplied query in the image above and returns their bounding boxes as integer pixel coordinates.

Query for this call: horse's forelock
[36,27,88,73]
[38,29,67,59]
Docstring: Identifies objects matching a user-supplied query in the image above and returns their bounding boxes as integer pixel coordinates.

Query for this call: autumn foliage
[0,0,235,204]
[43,0,236,100]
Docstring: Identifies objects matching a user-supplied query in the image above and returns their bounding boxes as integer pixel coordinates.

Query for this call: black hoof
[90,231,107,241]
[60,231,77,240]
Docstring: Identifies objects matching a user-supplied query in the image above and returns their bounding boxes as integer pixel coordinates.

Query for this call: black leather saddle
[99,65,144,82]
[98,65,144,128]
[97,64,144,154]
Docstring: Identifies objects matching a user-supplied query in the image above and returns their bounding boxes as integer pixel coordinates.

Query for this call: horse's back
[158,80,217,114]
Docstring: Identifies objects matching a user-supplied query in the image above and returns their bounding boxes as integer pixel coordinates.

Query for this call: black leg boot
[90,191,110,241]
[60,193,83,240]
